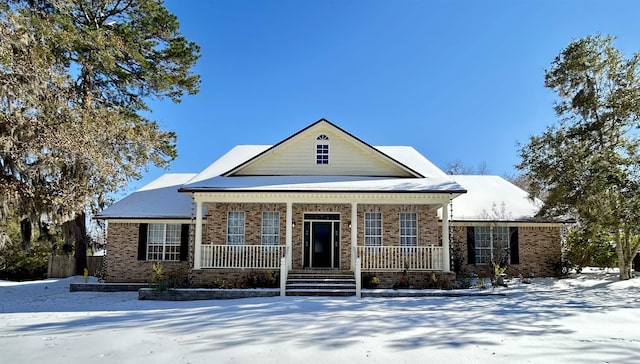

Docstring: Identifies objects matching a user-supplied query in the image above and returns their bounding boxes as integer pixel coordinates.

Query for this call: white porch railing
[201,244,286,269]
[357,245,443,271]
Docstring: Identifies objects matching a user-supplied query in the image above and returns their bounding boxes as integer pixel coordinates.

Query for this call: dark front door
[312,222,332,268]
[303,217,340,269]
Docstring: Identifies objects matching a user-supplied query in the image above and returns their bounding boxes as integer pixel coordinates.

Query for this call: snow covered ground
[1,270,639,364]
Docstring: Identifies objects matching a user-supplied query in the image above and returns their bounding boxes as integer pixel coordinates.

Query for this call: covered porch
[190,191,456,276]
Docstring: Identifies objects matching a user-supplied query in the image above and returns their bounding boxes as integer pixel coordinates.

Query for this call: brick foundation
[361,271,456,290]
[189,268,279,288]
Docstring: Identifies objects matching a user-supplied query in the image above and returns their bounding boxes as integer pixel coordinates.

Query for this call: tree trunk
[19,218,32,252]
[73,212,87,275]
[617,231,633,280]
[619,258,633,280]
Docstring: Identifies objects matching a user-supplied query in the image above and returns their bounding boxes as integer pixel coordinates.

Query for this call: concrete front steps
[286,270,356,296]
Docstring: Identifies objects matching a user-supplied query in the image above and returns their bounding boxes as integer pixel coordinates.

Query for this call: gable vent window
[316,134,329,165]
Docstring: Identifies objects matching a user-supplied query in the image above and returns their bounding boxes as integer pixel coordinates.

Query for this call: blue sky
[129,0,640,194]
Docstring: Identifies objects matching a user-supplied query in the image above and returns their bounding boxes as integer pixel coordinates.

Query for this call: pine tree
[518,35,640,280]
[0,0,200,273]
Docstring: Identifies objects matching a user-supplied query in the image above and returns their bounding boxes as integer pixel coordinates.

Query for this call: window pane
[261,211,279,246]
[474,226,510,264]
[475,226,490,264]
[146,223,181,261]
[399,212,417,247]
[227,211,245,245]
[165,224,181,245]
[316,144,329,164]
[364,212,382,247]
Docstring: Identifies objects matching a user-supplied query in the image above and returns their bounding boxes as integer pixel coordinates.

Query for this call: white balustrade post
[286,201,293,271]
[280,256,287,297]
[194,199,203,270]
[351,202,358,270]
[441,202,451,272]
[355,257,362,298]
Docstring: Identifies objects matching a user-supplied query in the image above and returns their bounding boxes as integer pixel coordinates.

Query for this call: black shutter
[510,227,519,264]
[467,226,475,265]
[180,224,190,261]
[137,223,148,261]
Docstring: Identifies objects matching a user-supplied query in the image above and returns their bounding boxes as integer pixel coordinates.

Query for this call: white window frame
[227,211,245,246]
[474,226,509,264]
[316,134,329,165]
[146,223,181,261]
[316,144,329,164]
[399,212,417,252]
[261,211,280,246]
[364,212,382,251]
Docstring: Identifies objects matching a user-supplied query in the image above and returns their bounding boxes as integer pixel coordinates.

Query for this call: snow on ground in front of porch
[1,269,639,364]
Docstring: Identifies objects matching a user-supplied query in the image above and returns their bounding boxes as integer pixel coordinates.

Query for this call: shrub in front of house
[149,262,186,291]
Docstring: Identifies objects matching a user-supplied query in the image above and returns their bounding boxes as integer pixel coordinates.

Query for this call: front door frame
[303,213,340,269]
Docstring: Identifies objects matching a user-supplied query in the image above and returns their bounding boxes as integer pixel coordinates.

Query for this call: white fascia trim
[103,218,194,224]
[194,192,459,205]
[445,221,565,228]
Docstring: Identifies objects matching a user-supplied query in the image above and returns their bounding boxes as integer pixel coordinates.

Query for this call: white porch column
[351,202,358,270]
[194,199,203,270]
[441,202,451,272]
[286,201,293,270]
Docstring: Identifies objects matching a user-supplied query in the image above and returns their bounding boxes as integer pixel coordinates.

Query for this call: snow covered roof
[96,143,468,220]
[180,175,464,193]
[96,159,553,223]
[180,144,461,192]
[188,145,271,184]
[95,174,197,219]
[438,175,544,222]
[374,146,449,179]
[94,116,557,223]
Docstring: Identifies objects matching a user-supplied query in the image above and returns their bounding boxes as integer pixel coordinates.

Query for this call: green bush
[243,270,279,288]
[566,228,617,273]
[0,240,51,281]
[361,273,380,289]
[149,262,186,291]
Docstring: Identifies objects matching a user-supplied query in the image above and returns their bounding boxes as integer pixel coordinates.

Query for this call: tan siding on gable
[236,124,413,177]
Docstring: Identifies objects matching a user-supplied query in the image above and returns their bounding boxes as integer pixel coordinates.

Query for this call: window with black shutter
[467,226,476,264]
[509,227,519,264]
[466,225,520,265]
[137,223,148,261]
[137,223,188,261]
[180,224,189,261]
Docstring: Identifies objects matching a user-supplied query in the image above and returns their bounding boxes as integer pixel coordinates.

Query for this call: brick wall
[204,203,287,244]
[358,204,440,246]
[105,211,561,285]
[361,271,456,289]
[106,204,443,283]
[189,268,279,288]
[450,224,562,277]
[104,223,189,283]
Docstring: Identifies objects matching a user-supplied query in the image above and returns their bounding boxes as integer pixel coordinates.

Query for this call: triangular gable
[223,118,424,178]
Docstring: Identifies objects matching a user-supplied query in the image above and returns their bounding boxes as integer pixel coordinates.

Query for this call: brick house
[95,119,565,291]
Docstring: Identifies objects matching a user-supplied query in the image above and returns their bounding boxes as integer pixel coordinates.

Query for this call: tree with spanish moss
[0,0,200,275]
[518,34,640,280]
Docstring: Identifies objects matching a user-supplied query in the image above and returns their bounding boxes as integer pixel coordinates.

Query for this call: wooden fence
[47,256,104,278]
